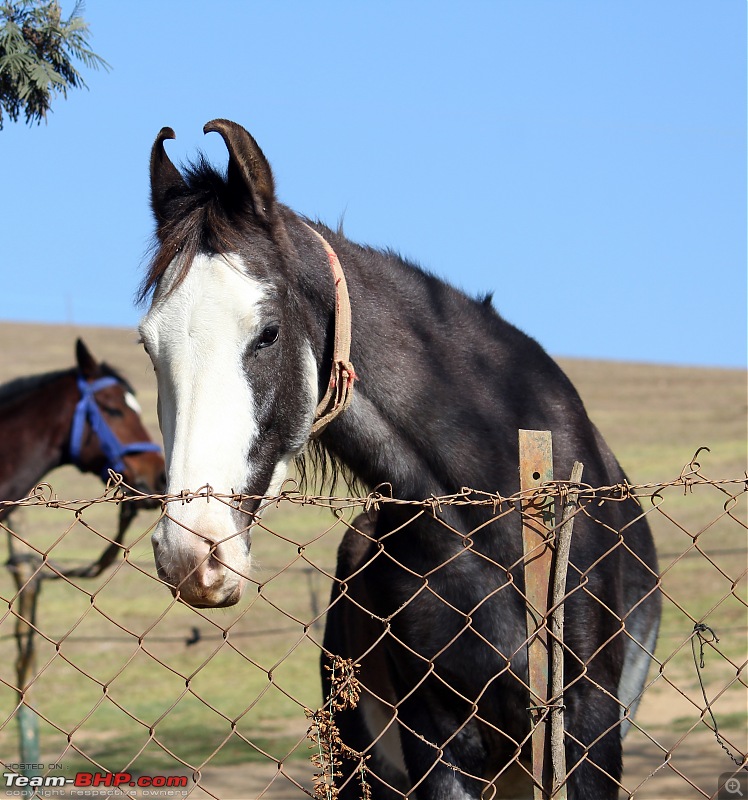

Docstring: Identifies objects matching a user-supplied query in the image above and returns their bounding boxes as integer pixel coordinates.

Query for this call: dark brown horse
[0,339,164,523]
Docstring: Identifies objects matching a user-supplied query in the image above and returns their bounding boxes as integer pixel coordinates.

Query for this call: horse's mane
[0,369,69,406]
[0,363,135,408]
[138,157,261,305]
[100,362,136,395]
[294,440,365,499]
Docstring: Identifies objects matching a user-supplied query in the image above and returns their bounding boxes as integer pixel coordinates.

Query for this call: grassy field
[0,321,745,798]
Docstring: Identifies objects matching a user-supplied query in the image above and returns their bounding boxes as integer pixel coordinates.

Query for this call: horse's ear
[150,127,187,227]
[203,119,275,225]
[75,338,99,379]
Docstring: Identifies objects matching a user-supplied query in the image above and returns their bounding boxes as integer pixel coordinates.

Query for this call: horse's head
[139,121,323,607]
[73,338,165,504]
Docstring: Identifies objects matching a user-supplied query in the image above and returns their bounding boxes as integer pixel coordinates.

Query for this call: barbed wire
[3,460,746,517]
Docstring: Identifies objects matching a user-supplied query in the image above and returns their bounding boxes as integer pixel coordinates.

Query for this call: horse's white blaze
[124,392,142,414]
[140,252,269,606]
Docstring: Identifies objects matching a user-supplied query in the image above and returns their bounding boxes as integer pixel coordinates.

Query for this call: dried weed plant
[306,655,371,800]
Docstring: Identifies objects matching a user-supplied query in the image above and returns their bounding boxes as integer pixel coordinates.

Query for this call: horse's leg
[564,693,622,798]
[563,640,625,799]
[323,513,411,799]
[387,679,488,800]
[332,700,409,800]
[563,601,659,797]
[398,721,486,798]
[618,522,661,737]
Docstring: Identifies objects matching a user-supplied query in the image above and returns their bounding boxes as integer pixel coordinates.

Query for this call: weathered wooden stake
[549,461,584,800]
[7,528,43,795]
[519,430,554,800]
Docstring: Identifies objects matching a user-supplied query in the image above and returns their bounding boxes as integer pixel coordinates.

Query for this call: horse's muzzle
[151,514,251,607]
[128,477,165,510]
[122,452,167,509]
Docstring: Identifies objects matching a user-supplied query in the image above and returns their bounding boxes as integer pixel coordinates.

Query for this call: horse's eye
[257,325,280,350]
[100,404,124,418]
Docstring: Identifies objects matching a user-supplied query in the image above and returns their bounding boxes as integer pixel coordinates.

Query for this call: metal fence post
[519,429,554,800]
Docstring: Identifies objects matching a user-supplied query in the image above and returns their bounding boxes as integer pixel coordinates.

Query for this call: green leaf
[0,0,108,129]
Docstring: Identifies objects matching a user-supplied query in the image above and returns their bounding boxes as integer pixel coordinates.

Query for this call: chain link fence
[0,455,745,799]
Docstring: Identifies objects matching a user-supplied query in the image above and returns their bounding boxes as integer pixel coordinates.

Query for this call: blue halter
[69,374,161,480]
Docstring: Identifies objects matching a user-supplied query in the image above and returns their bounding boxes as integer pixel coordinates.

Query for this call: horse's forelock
[138,157,274,305]
[100,363,135,395]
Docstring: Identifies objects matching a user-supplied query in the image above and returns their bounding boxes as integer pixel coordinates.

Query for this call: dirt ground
[169,678,747,799]
[158,726,741,800]
[33,721,739,800]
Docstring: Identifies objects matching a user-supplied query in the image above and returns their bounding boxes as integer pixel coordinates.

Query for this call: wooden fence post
[549,461,583,800]
[7,529,43,796]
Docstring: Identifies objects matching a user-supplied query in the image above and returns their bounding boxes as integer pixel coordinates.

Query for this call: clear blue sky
[3,1,746,368]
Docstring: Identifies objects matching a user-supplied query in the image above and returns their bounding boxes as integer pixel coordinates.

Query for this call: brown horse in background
[0,338,164,523]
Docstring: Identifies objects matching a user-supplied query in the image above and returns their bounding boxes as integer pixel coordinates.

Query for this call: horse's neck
[0,371,77,503]
[305,227,569,502]
[307,233,462,500]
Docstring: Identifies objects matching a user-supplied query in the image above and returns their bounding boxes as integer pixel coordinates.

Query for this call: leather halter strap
[302,223,356,438]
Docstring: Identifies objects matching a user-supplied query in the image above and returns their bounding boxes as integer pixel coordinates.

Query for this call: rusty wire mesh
[0,460,746,800]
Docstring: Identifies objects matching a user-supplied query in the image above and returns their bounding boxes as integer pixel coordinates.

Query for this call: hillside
[0,320,744,490]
